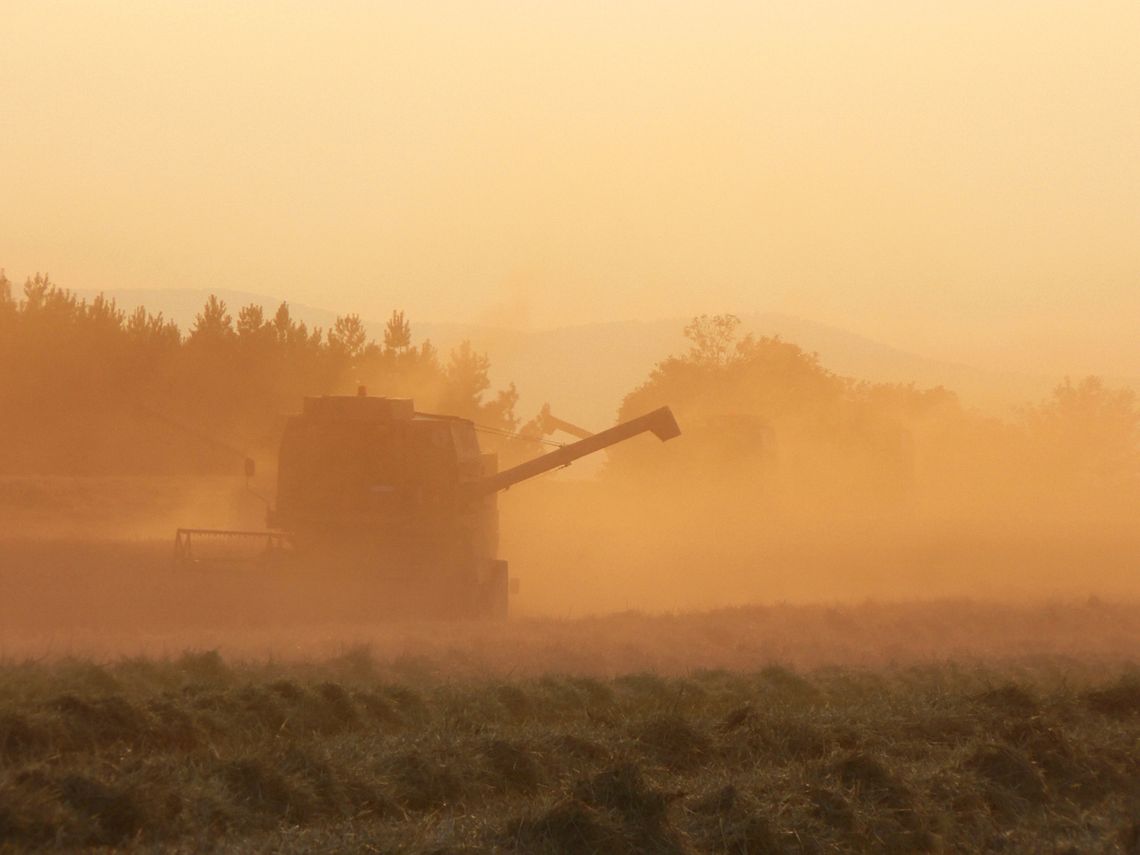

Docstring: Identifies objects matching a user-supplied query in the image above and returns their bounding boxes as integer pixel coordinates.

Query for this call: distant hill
[72,288,1130,430]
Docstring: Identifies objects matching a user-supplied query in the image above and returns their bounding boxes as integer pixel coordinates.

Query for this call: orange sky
[2,1,1138,376]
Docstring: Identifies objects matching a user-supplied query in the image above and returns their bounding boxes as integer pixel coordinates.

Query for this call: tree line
[2,273,1137,521]
[0,272,518,474]
[615,314,1140,520]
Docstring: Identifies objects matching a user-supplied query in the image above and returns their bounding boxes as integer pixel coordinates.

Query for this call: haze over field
[4,0,1140,618]
[2,2,1139,636]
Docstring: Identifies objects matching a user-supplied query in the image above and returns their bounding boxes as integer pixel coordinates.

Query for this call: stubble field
[1,478,1138,851]
[1,644,1139,852]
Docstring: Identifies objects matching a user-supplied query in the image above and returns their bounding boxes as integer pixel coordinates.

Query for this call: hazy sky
[2,2,1138,374]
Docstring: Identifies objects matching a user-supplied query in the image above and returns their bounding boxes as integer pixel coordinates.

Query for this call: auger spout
[467,406,680,498]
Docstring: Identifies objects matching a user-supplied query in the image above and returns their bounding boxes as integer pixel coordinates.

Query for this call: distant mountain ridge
[71,287,1130,428]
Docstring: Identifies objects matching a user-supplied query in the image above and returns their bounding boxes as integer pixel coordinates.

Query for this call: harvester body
[176,394,679,617]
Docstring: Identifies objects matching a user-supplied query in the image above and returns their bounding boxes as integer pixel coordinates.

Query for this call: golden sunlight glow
[2,2,1138,376]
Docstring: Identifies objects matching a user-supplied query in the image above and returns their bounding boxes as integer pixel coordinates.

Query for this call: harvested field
[1,482,1138,851]
[1,652,1138,852]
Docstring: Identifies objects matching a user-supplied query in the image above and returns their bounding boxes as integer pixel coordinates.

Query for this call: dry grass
[0,650,1137,852]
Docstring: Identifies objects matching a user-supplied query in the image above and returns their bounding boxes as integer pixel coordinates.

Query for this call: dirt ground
[0,476,1138,668]
[0,535,1136,671]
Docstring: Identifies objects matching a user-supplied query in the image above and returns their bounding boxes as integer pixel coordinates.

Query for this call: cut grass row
[1,651,1138,852]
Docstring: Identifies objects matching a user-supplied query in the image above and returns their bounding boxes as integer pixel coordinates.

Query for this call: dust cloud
[502,317,1140,615]
[1,312,1138,665]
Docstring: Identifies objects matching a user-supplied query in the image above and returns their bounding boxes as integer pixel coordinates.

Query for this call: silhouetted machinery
[174,393,680,617]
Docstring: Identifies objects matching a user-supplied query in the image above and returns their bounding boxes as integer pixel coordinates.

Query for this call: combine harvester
[175,392,680,617]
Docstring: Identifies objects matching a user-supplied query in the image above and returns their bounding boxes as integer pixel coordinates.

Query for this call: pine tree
[384,310,412,353]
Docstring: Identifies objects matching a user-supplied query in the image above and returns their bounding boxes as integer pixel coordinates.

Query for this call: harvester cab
[175,394,680,618]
